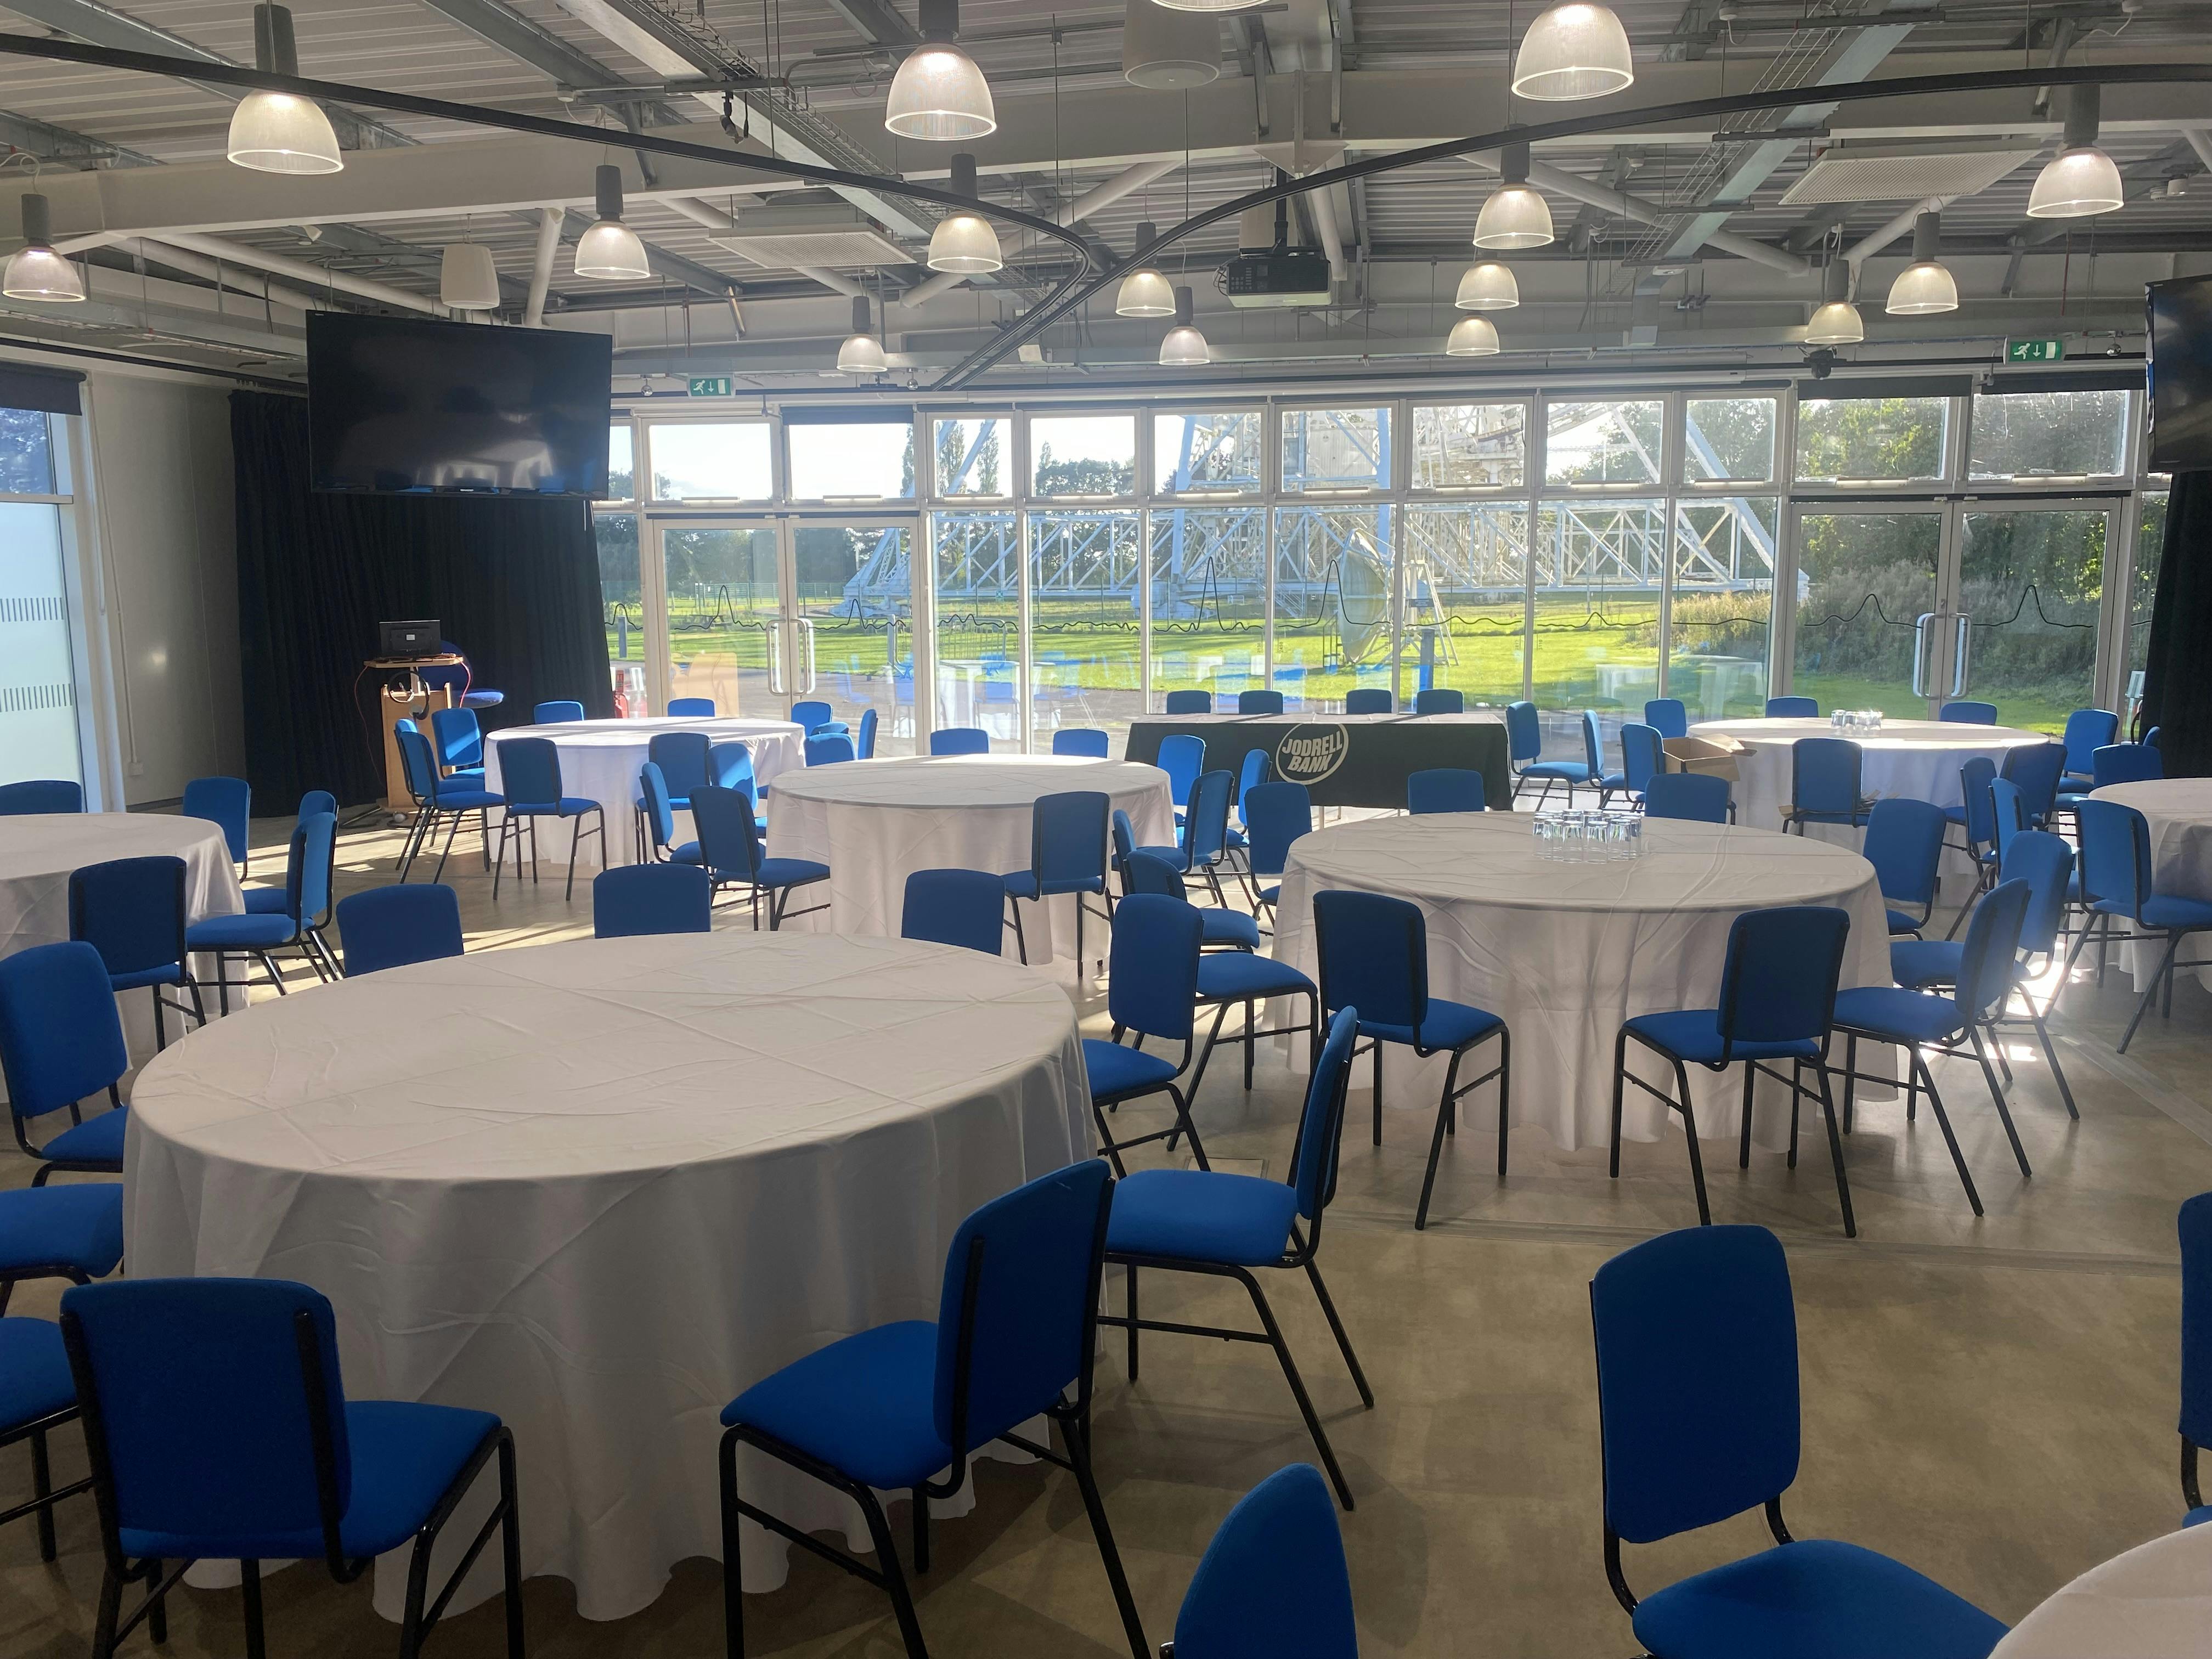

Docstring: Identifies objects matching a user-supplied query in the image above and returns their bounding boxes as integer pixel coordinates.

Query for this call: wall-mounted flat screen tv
[2148,273,2212,474]
[307,313,613,496]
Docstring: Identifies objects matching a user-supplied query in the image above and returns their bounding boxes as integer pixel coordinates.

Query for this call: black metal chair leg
[719,1432,747,1659]
[433,810,464,884]
[855,1486,929,1659]
[1414,1048,1466,1231]
[1607,1029,1628,1178]
[2120,935,2180,1054]
[1008,895,1029,964]
[1240,1272,1355,1510]
[91,1566,123,1659]
[1494,1028,1511,1178]
[1125,1263,1138,1379]
[1303,1256,1373,1406]
[1967,1025,2032,1178]
[1060,1417,1151,1659]
[1812,1063,1855,1238]
[911,1488,929,1575]
[1371,1038,1383,1146]
[1674,1058,1712,1226]
[2028,1005,2079,1120]
[29,1427,53,1561]
[1737,1062,1756,1170]
[1915,1053,1984,1216]
[242,1559,267,1659]
[498,1435,524,1659]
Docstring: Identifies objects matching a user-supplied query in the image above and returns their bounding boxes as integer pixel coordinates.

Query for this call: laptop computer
[379,619,442,660]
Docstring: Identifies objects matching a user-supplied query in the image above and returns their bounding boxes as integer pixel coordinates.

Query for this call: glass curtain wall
[0,408,81,785]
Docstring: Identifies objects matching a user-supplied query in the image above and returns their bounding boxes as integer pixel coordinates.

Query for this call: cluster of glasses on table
[1532,810,1646,861]
[1829,709,1885,733]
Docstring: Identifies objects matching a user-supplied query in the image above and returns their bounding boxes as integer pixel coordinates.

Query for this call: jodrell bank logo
[1275,724,1351,784]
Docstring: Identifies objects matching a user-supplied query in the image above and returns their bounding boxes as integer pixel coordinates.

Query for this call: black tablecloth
[1124,714,1513,809]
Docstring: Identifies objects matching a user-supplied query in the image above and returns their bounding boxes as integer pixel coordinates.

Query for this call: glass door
[658,521,786,719]
[1948,502,2110,735]
[792,518,916,755]
[1787,506,1943,719]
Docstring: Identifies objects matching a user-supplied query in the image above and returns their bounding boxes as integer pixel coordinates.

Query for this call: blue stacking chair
[1864,798,1947,936]
[1344,688,1392,714]
[638,762,704,867]
[1643,772,1731,823]
[1618,723,1663,807]
[533,699,585,724]
[182,776,251,879]
[1088,894,1210,1175]
[1589,1224,2007,1659]
[1164,689,1211,714]
[394,727,503,882]
[1584,712,1629,808]
[2058,742,2162,820]
[1241,781,1311,930]
[1123,840,1260,951]
[2001,741,2067,830]
[1407,769,1486,815]
[1131,769,1235,907]
[1003,791,1113,968]
[70,857,202,1051]
[1414,687,1463,715]
[718,1162,1147,1659]
[1313,889,1510,1225]
[1167,1464,1357,1657]
[1054,727,1109,757]
[1228,747,1272,851]
[705,745,770,841]
[1509,701,1588,808]
[300,788,337,821]
[1643,698,1689,740]
[420,641,501,713]
[2061,707,2121,789]
[1158,732,1206,825]
[856,707,879,758]
[1238,689,1284,715]
[1833,881,2036,1215]
[648,729,712,810]
[0,1311,89,1562]
[430,706,486,781]
[2066,799,2212,1052]
[0,1182,125,1310]
[1610,906,1854,1233]
[805,732,855,766]
[667,696,716,716]
[1783,738,1869,834]
[61,1277,523,1659]
[335,883,464,974]
[788,698,844,735]
[593,863,712,938]
[901,869,1007,955]
[1105,1008,1370,1511]
[492,737,605,901]
[692,783,828,931]
[1126,856,1314,1094]
[2182,1193,2212,1528]
[1988,777,2030,868]
[1939,754,2002,932]
[1765,695,1818,718]
[187,814,338,1007]
[1940,701,1999,724]
[0,943,133,1185]
[0,780,82,814]
[929,726,991,756]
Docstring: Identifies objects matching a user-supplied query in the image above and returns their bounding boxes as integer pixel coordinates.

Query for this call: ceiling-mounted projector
[1221,195,1333,309]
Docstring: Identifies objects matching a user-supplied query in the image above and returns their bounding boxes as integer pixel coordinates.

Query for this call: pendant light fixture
[1159,285,1209,366]
[439,242,501,310]
[927,154,1003,273]
[3,194,84,302]
[574,165,651,281]
[2028,84,2126,218]
[1149,0,1260,11]
[1474,144,1554,250]
[1116,222,1176,317]
[838,296,888,374]
[886,0,996,141]
[1454,261,1519,311]
[1446,314,1500,357]
[227,4,342,175]
[1884,211,1958,315]
[1511,4,1635,101]
[1122,0,1221,88]
[1804,259,1864,345]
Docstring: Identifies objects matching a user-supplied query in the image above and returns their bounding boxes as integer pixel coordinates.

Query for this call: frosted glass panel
[0,499,80,785]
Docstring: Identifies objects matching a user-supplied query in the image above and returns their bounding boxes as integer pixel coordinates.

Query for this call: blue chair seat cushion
[668,841,704,865]
[1199,909,1263,951]
[118,1399,501,1562]
[1364,997,1503,1055]
[187,913,297,950]
[1599,770,1628,791]
[1891,939,1964,991]
[0,1318,75,1434]
[1197,952,1311,1002]
[1132,843,1191,870]
[1630,1539,2007,1659]
[1003,871,1104,901]
[721,1319,951,1492]
[2141,894,2212,932]
[442,766,486,784]
[2187,1506,2212,1528]
[1522,760,1590,783]
[427,788,505,811]
[37,1108,128,1167]
[1833,986,1966,1045]
[108,962,184,992]
[1084,1037,1181,1103]
[461,690,504,709]
[1885,907,1925,936]
[242,888,289,915]
[1623,1011,1819,1066]
[1107,1169,1299,1268]
[509,797,601,817]
[0,1182,123,1277]
[754,857,830,889]
[1790,808,1870,825]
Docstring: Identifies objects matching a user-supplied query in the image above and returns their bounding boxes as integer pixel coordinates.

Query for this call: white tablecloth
[0,812,243,1063]
[769,755,1176,962]
[123,930,1090,1622]
[1990,1521,2212,1658]
[482,717,806,869]
[2089,778,2212,990]
[1272,815,1892,1153]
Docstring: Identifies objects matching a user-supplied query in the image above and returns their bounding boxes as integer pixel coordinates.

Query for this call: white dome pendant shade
[1474,144,1554,250]
[3,195,84,302]
[1159,285,1209,365]
[1885,211,1958,315]
[1511,4,1635,101]
[1804,259,1864,345]
[574,165,651,281]
[1446,314,1500,357]
[1148,0,1268,13]
[838,296,889,374]
[2028,84,2125,218]
[886,0,996,141]
[927,154,1003,273]
[1122,0,1221,89]
[1455,261,1519,311]
[439,242,501,310]
[1116,222,1176,317]
[227,4,342,176]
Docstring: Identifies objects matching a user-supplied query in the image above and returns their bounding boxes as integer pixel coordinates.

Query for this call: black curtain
[2140,470,2212,778]
[231,391,615,807]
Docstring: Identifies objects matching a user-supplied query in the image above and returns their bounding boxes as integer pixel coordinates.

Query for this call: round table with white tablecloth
[1270,814,1892,1154]
[2089,777,2212,990]
[122,929,1091,1622]
[1988,1520,2212,1659]
[482,716,806,868]
[768,754,1175,961]
[0,811,242,1063]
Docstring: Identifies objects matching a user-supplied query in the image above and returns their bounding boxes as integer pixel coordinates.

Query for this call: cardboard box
[1662,734,1745,783]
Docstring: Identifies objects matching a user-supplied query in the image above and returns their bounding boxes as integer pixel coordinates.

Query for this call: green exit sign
[2006,337,2066,363]
[687,376,733,397]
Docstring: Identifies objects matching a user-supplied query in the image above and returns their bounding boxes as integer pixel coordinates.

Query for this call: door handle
[1951,616,1971,697]
[766,620,785,696]
[795,617,819,692]
[1912,612,1936,697]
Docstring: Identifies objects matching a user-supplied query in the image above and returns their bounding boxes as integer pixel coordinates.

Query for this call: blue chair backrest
[419,644,469,697]
[1106,893,1203,1042]
[930,727,991,757]
[708,742,757,796]
[806,732,856,766]
[1989,778,2028,862]
[692,785,764,879]
[299,790,337,822]
[667,697,716,717]
[856,707,879,759]
[431,706,482,771]
[933,1159,1111,1459]
[2063,707,2121,775]
[182,777,251,865]
[790,699,836,732]
[1172,1464,1357,1659]
[1940,701,1999,724]
[1164,690,1211,714]
[498,737,565,811]
[1313,888,1427,1033]
[1765,696,1818,718]
[2000,830,2074,962]
[1053,728,1109,758]
[0,779,84,814]
[2001,742,2067,822]
[1716,906,1850,1052]
[1415,687,1464,715]
[1504,700,1541,765]
[1237,747,1273,819]
[1030,792,1109,893]
[1620,723,1663,794]
[337,884,464,974]
[593,864,712,937]
[1291,1008,1358,1226]
[1344,689,1392,714]
[1124,851,1189,902]
[2092,743,2163,788]
[1863,798,1946,910]
[1242,782,1312,879]
[2075,798,2149,915]
[1790,737,1861,816]
[1239,689,1284,715]
[1957,879,2033,1024]
[1642,772,1730,823]
[2147,725,2164,752]
[534,699,585,725]
[1158,733,1205,805]
[648,730,712,799]
[61,1277,351,1551]
[1642,698,1688,740]
[901,869,1006,953]
[1581,710,1605,777]
[1956,755,1998,849]
[70,856,186,982]
[395,728,458,808]
[2183,1193,2212,1458]
[292,813,336,926]
[1592,1224,1798,1544]
[639,761,678,853]
[1407,769,1486,815]
[0,940,128,1118]
[1184,770,1234,865]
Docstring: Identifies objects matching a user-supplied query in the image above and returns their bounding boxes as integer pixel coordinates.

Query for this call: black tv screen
[307,313,612,496]
[2148,273,2212,473]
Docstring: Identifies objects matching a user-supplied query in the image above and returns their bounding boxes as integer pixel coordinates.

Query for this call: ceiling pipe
[657,195,873,300]
[145,229,450,315]
[1304,177,1348,285]
[1844,195,1956,270]
[898,156,1180,307]
[523,206,562,326]
[117,236,341,313]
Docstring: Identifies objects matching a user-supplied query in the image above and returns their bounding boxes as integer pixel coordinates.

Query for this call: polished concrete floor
[3,802,2208,1658]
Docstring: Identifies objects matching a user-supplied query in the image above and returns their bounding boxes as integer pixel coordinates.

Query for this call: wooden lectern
[368,654,463,812]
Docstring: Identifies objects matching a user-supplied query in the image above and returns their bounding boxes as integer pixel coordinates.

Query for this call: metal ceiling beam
[817,0,919,48]
[0,106,158,167]
[411,0,682,122]
[656,194,869,298]
[145,229,451,313]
